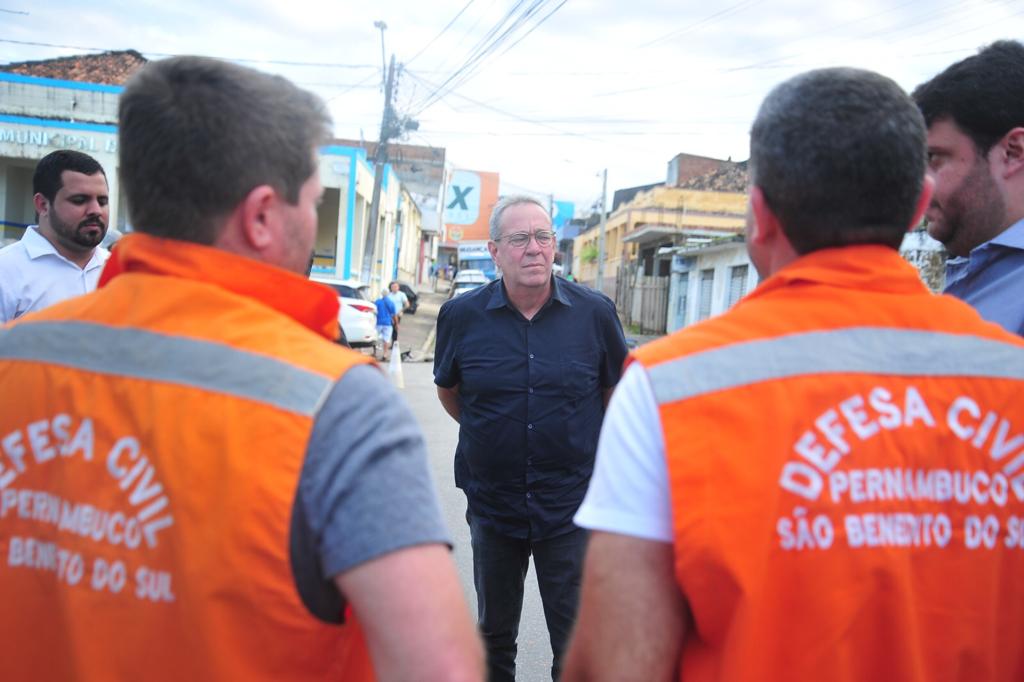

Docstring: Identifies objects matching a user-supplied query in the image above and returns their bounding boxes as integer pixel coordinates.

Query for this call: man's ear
[238,185,279,251]
[998,127,1024,179]
[33,193,49,218]
[487,240,499,260]
[749,186,780,246]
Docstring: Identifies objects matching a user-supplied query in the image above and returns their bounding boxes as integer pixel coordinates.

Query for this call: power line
[493,0,567,60]
[405,0,478,66]
[410,0,544,111]
[410,0,566,114]
[405,69,687,160]
[417,0,537,107]
[717,0,973,75]
[916,6,1024,47]
[591,0,993,98]
[295,80,379,89]
[323,71,381,103]
[406,68,600,141]
[429,0,502,76]
[641,0,763,48]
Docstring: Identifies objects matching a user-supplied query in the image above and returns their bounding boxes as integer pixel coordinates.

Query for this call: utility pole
[596,168,607,294]
[373,20,388,89]
[361,54,397,290]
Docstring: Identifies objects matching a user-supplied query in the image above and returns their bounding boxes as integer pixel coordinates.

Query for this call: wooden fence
[615,264,669,335]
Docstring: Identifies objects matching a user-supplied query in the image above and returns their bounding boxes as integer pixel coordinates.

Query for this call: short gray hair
[488,194,549,241]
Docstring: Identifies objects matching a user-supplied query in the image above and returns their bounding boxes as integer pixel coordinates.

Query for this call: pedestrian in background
[913,40,1024,335]
[435,194,628,682]
[375,287,398,361]
[0,149,110,322]
[387,280,409,347]
[563,67,1024,682]
[0,56,482,682]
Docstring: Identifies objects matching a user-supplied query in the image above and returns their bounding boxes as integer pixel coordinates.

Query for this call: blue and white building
[0,52,429,293]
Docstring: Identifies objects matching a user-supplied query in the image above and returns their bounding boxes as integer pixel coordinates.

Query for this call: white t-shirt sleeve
[574,362,674,542]
[0,245,25,323]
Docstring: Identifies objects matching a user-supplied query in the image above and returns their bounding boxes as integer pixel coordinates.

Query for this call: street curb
[420,325,436,359]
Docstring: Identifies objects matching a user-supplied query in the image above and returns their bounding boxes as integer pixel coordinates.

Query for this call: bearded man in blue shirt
[434,195,628,682]
[913,40,1024,336]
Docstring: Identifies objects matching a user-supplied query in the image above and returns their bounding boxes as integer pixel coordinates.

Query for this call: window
[727,264,749,308]
[675,271,689,325]
[641,247,656,276]
[698,268,714,320]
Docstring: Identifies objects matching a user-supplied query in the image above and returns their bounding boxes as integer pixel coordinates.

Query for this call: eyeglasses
[494,230,556,248]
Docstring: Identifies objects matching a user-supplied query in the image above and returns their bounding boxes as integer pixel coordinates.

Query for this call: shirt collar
[21,225,108,271]
[550,275,572,306]
[97,233,341,340]
[946,217,1024,284]
[750,244,929,300]
[986,216,1024,250]
[21,225,55,259]
[485,275,572,311]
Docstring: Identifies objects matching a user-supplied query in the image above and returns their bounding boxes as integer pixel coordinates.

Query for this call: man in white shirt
[0,149,110,322]
[386,280,409,318]
[386,280,410,347]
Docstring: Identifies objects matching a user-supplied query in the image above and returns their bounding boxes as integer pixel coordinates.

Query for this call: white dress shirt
[574,362,674,542]
[0,226,110,323]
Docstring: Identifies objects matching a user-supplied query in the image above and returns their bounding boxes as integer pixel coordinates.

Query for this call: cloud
[2,0,1021,205]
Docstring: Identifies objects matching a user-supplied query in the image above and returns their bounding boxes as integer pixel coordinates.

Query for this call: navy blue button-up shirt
[434,276,628,540]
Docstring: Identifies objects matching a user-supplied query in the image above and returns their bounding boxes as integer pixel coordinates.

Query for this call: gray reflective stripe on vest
[0,321,335,417]
[647,327,1024,406]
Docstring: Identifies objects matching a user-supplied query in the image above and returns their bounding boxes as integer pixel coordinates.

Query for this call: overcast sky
[2,0,1022,210]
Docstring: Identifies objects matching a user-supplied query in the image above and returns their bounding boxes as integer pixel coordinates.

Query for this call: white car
[449,269,490,298]
[310,276,378,348]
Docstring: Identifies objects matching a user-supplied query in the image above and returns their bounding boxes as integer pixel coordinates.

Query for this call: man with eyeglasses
[434,194,628,682]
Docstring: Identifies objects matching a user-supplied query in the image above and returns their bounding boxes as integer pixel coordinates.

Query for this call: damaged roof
[1,50,147,85]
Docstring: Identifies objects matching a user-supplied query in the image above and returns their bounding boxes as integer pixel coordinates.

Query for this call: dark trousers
[468,514,588,682]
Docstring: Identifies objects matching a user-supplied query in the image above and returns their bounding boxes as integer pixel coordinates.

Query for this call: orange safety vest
[633,246,1024,682]
[0,233,376,681]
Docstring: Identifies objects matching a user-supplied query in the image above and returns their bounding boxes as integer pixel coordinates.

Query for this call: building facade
[666,238,759,332]
[0,72,126,245]
[1,53,427,294]
[574,184,747,299]
[665,230,947,334]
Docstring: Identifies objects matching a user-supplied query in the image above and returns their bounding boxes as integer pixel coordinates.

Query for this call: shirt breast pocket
[560,350,599,399]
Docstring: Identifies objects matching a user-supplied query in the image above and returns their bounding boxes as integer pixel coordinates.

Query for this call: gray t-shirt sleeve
[290,363,452,622]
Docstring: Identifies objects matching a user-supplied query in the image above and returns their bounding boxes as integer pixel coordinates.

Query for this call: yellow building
[574,185,747,296]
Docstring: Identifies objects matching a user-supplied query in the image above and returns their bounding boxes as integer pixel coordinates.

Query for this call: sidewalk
[624,331,662,350]
[386,283,449,362]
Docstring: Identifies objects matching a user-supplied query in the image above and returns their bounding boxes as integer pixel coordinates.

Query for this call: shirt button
[528,423,534,430]
[526,492,532,499]
[529,353,535,359]
[529,387,534,394]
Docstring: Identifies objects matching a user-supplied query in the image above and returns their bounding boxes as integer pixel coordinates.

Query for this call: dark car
[398,282,419,314]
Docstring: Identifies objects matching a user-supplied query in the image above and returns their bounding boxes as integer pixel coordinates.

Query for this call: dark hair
[33,150,106,203]
[118,56,331,244]
[913,40,1024,155]
[750,67,927,253]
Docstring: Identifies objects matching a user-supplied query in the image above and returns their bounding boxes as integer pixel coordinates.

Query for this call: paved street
[388,283,556,682]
